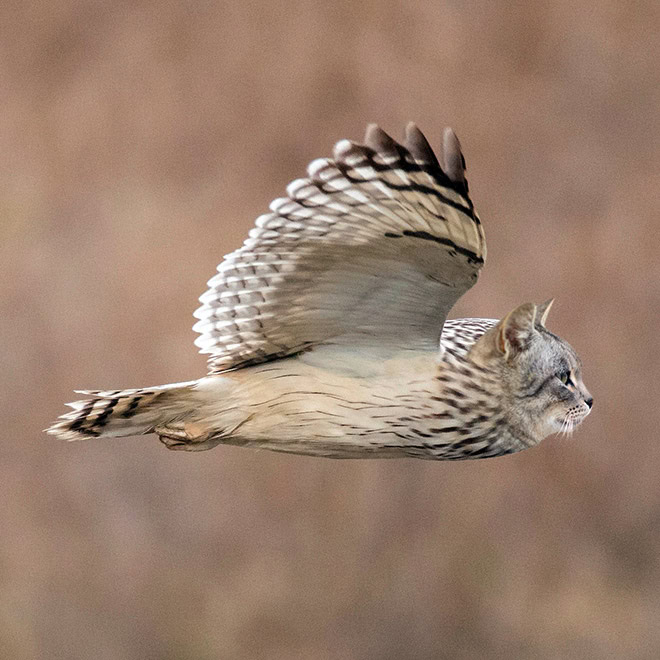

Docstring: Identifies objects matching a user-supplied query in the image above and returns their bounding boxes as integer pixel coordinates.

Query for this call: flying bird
[48,123,592,459]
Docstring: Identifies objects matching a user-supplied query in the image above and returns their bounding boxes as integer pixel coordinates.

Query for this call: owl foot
[154,422,218,451]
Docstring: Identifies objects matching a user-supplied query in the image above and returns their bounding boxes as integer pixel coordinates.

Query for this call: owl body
[48,124,592,458]
[193,334,465,457]
[190,318,530,460]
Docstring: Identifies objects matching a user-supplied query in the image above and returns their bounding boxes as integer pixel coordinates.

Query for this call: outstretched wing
[193,123,486,373]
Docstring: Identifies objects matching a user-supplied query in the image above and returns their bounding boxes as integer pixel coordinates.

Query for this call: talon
[155,423,218,452]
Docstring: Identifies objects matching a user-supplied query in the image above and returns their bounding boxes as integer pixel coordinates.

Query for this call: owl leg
[154,421,220,451]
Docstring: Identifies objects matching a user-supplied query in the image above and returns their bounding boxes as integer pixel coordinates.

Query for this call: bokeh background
[2,1,659,658]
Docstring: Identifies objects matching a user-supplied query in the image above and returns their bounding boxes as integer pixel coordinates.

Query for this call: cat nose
[585,397,593,409]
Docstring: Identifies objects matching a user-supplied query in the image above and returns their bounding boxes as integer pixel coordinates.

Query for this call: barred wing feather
[193,123,486,373]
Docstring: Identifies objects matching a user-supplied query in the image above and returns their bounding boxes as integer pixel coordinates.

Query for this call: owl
[48,124,592,459]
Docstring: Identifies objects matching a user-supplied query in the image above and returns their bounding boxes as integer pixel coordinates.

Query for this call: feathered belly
[193,354,501,458]
[193,355,443,456]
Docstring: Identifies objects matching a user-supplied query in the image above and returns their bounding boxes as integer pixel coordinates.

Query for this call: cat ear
[496,302,537,360]
[469,302,539,366]
[536,298,554,326]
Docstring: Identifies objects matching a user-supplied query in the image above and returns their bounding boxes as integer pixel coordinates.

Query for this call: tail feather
[47,381,198,442]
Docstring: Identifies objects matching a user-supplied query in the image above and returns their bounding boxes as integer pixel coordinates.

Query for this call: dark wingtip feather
[404,122,440,166]
[364,124,398,154]
[442,127,466,184]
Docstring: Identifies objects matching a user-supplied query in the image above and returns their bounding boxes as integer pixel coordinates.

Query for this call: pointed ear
[536,298,554,326]
[496,302,537,360]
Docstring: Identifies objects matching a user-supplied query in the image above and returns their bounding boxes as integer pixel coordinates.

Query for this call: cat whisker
[558,416,575,437]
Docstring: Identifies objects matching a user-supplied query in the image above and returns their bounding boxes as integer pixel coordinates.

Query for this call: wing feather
[193,123,486,372]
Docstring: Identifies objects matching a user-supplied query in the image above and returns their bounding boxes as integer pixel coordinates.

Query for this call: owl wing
[193,123,486,373]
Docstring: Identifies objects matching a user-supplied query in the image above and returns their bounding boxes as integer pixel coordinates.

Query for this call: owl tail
[46,381,199,443]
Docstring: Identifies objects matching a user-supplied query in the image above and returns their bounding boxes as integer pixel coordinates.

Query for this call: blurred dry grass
[2,1,659,658]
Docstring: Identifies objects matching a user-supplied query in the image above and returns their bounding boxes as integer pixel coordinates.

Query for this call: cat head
[470,300,592,443]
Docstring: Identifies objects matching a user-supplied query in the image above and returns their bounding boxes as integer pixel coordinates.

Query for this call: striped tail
[47,381,198,442]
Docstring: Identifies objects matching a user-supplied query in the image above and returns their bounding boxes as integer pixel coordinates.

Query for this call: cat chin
[548,410,589,436]
[549,415,577,435]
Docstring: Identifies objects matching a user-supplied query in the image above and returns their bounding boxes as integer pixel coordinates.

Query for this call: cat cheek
[556,388,576,403]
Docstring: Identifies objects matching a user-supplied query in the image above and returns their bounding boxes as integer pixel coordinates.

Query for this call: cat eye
[558,370,572,386]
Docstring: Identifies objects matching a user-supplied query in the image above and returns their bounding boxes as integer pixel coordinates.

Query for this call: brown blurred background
[2,1,659,658]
